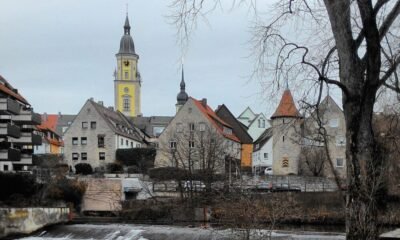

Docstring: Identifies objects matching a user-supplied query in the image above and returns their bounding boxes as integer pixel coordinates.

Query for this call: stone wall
[0,207,70,238]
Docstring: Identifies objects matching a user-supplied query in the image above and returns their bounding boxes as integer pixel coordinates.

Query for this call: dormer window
[258,119,266,128]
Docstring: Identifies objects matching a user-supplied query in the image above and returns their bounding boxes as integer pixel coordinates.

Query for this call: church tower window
[123,97,130,112]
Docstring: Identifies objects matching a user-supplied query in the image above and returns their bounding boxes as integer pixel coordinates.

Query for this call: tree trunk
[343,82,381,240]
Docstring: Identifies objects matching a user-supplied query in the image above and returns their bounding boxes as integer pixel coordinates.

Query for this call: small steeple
[180,64,185,90]
[124,15,131,35]
[271,88,301,119]
[176,63,189,113]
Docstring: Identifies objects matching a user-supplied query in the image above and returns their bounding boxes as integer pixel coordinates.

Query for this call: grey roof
[90,100,144,142]
[177,66,188,104]
[131,116,173,137]
[253,127,273,151]
[118,16,136,54]
[56,114,76,136]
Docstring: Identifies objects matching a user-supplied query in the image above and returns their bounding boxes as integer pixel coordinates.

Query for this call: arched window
[123,97,130,112]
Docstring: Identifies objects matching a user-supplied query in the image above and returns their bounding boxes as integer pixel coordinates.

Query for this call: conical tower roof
[271,89,301,119]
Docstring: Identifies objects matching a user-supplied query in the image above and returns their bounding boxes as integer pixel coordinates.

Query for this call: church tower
[114,14,142,117]
[176,64,188,113]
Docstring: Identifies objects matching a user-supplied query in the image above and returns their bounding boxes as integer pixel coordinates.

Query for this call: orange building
[36,114,64,154]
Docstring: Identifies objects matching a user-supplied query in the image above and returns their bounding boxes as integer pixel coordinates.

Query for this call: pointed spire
[271,89,301,119]
[180,63,185,90]
[124,15,131,35]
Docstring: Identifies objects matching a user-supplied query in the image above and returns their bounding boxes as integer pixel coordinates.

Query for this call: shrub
[106,162,123,173]
[75,163,93,175]
[148,167,189,181]
[47,178,86,211]
[0,172,39,202]
[116,148,156,173]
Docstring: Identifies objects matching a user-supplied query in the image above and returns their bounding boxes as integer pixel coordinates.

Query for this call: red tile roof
[0,75,29,105]
[271,89,301,119]
[191,98,240,142]
[37,114,64,146]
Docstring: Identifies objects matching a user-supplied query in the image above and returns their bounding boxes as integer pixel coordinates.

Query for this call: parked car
[264,167,273,175]
[183,180,206,191]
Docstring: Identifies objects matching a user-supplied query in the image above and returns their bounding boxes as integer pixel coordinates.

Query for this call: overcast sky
[0,1,280,117]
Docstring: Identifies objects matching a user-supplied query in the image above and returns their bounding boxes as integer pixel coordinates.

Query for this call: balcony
[0,148,21,162]
[12,111,41,125]
[0,98,20,115]
[10,132,42,145]
[0,123,20,138]
[13,154,33,165]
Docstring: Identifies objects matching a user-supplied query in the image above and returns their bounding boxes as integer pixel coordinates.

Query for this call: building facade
[252,128,273,174]
[155,98,241,173]
[36,114,64,154]
[64,99,146,171]
[237,107,270,141]
[114,15,142,117]
[0,75,41,172]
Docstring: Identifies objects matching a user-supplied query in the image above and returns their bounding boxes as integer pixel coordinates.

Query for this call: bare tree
[299,146,326,177]
[158,125,240,200]
[169,1,400,238]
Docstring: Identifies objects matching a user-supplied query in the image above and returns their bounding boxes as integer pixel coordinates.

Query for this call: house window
[264,153,268,159]
[189,141,195,148]
[72,153,79,161]
[136,143,141,148]
[189,123,195,132]
[282,158,289,168]
[126,140,128,146]
[258,119,265,128]
[98,135,105,148]
[223,127,232,134]
[90,121,97,129]
[123,97,130,112]
[170,141,177,149]
[336,136,346,146]
[3,165,9,171]
[81,137,87,145]
[81,152,87,160]
[121,138,123,145]
[99,152,105,160]
[336,158,344,168]
[176,123,183,133]
[131,142,133,148]
[199,123,206,132]
[255,144,259,149]
[329,118,339,128]
[82,122,88,129]
[125,71,128,79]
[72,137,78,145]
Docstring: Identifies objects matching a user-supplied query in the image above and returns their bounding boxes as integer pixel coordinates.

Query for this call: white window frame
[329,118,339,128]
[336,158,344,168]
[170,141,177,149]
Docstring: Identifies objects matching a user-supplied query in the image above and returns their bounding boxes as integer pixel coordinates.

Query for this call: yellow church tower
[114,15,141,117]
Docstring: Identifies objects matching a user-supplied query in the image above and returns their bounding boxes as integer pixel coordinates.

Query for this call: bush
[106,162,123,173]
[116,148,156,173]
[127,165,140,174]
[33,154,63,168]
[0,173,39,202]
[75,163,93,175]
[148,167,189,181]
[47,178,86,211]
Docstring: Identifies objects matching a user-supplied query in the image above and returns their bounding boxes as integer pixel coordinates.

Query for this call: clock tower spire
[114,13,142,117]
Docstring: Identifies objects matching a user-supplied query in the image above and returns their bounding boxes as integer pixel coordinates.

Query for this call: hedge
[116,148,156,173]
[75,163,93,175]
[106,162,124,173]
[0,173,39,201]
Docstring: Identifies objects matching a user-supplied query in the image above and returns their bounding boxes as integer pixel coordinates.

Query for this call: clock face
[124,60,130,66]
[124,87,129,93]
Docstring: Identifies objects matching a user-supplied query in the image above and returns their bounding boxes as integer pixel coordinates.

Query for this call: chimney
[58,112,61,118]
[201,98,207,108]
[43,112,48,121]
[108,106,114,111]
[89,97,94,101]
[98,101,104,106]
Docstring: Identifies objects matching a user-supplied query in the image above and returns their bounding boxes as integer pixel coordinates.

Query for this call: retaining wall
[0,207,70,238]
